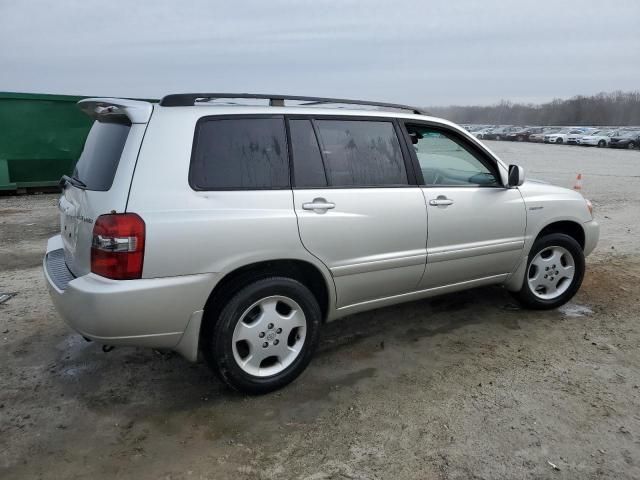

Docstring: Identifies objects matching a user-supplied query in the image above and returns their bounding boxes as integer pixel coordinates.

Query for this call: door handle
[429,197,454,206]
[302,198,335,213]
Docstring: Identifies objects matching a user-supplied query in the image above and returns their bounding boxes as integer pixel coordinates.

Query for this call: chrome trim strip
[331,252,427,277]
[427,239,524,263]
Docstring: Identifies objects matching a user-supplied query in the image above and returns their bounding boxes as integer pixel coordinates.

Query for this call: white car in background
[473,127,494,139]
[567,128,597,144]
[578,129,617,147]
[544,128,584,144]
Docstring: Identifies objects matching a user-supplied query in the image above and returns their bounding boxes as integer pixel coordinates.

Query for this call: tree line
[427,91,640,126]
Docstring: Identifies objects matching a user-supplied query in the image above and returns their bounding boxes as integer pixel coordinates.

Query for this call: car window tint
[73,118,131,191]
[191,118,289,190]
[289,119,327,188]
[407,126,498,187]
[314,120,407,186]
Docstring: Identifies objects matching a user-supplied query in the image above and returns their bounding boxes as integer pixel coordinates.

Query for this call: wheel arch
[535,220,585,250]
[199,259,334,346]
[504,219,586,292]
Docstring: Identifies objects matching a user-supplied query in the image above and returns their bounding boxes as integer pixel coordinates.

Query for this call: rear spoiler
[78,98,153,124]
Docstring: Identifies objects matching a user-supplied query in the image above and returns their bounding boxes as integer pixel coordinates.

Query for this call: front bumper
[583,219,599,257]
[43,235,218,360]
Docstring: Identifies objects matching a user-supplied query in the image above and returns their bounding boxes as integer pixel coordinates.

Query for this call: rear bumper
[43,235,218,360]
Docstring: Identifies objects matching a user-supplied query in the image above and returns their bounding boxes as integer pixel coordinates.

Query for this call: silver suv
[44,93,599,394]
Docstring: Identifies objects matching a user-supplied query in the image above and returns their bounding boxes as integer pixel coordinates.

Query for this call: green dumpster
[0,92,95,191]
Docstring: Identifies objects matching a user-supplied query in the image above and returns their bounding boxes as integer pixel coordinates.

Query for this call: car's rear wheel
[204,277,321,394]
[511,233,585,310]
[597,140,606,148]
[629,142,637,150]
[556,138,564,144]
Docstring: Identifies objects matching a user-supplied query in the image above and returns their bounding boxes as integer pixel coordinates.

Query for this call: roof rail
[159,93,427,115]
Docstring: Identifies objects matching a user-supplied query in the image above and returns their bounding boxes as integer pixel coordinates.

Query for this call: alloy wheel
[231,295,307,377]
[527,246,575,300]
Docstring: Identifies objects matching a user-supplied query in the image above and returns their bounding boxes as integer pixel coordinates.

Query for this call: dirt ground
[1,142,639,480]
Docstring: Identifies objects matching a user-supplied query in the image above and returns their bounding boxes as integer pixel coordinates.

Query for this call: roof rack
[159,93,427,115]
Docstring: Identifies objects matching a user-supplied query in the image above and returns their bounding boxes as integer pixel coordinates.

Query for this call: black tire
[496,135,501,141]
[511,233,585,310]
[203,277,322,394]
[556,138,564,144]
[597,140,606,148]
[629,142,636,150]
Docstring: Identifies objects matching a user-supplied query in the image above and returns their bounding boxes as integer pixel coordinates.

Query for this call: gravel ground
[1,142,639,480]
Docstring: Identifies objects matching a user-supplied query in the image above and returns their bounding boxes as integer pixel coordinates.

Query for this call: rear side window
[314,120,407,187]
[73,119,131,191]
[191,117,289,190]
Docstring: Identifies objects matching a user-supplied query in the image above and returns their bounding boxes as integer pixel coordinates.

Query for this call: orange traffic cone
[573,173,583,191]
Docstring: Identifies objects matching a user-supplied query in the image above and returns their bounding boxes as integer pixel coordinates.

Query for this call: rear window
[190,117,289,190]
[73,119,131,191]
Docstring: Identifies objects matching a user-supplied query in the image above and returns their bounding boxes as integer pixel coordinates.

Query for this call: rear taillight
[91,213,145,280]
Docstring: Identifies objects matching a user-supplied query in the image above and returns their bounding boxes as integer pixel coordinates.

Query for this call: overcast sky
[1,0,639,107]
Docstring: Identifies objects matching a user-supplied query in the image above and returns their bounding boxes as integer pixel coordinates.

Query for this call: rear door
[59,99,152,276]
[290,117,427,308]
[401,122,526,289]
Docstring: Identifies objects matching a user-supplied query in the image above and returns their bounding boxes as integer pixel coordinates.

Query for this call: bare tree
[427,91,640,126]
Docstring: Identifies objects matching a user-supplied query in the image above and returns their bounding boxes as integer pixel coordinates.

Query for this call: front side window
[406,125,499,187]
[190,117,289,190]
[314,120,408,187]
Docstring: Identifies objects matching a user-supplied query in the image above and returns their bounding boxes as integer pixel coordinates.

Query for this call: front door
[402,123,526,289]
[289,117,428,307]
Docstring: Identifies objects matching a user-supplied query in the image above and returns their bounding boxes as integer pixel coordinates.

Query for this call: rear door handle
[302,198,335,213]
[429,197,454,206]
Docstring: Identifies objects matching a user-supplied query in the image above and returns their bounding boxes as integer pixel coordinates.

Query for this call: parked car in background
[567,128,597,144]
[506,127,544,142]
[609,131,640,149]
[545,128,584,144]
[473,127,495,139]
[578,130,617,147]
[529,127,557,143]
[484,126,519,141]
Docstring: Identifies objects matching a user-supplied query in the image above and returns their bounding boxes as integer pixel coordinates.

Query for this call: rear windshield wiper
[59,174,87,190]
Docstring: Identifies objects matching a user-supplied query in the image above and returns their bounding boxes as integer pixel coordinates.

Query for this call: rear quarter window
[190,117,289,190]
[73,118,131,191]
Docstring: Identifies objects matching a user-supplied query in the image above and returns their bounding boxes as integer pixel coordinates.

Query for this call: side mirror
[508,164,525,187]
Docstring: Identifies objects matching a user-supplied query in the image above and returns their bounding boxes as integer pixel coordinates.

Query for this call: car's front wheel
[556,138,564,144]
[597,140,606,148]
[204,277,321,394]
[511,233,585,310]
[629,142,637,150]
